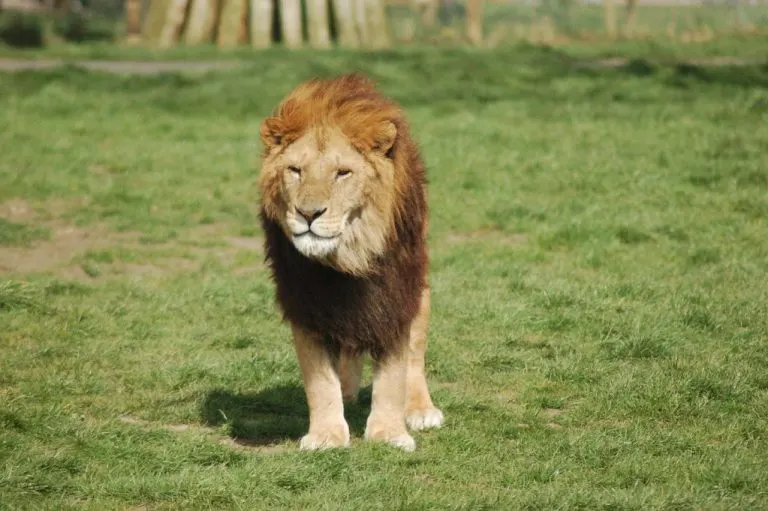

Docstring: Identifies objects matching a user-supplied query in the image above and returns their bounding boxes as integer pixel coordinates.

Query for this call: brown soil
[0,199,264,279]
[0,198,37,222]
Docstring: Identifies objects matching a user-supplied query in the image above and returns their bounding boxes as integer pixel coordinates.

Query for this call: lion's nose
[296,206,327,226]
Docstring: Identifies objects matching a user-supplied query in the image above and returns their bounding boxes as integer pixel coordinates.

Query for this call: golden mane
[260,74,403,155]
[259,74,427,277]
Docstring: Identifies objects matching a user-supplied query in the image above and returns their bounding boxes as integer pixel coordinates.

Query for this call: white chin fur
[292,233,340,258]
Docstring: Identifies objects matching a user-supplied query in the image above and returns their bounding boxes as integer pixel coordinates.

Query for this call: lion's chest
[263,221,423,359]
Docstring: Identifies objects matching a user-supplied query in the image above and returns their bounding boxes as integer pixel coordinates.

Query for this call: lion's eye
[336,169,352,179]
[287,166,302,177]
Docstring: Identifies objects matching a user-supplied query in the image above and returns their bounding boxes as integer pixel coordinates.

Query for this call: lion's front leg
[405,287,444,431]
[291,324,350,450]
[364,347,415,452]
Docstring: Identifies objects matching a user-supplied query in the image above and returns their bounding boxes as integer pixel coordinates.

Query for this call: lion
[257,74,443,451]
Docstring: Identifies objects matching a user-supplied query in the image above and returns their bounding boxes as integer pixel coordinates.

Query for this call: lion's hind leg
[291,325,350,450]
[405,287,444,431]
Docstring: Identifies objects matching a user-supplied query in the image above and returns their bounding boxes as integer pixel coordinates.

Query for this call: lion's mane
[259,74,428,360]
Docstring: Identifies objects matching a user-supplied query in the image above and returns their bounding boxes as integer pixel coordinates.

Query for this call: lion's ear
[372,121,397,157]
[260,117,285,148]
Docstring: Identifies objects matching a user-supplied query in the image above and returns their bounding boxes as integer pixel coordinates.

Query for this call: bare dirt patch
[0,199,36,223]
[0,201,266,278]
[179,222,233,241]
[0,197,90,224]
[542,407,563,419]
[542,407,565,429]
[227,236,263,251]
[0,223,138,275]
[0,223,264,278]
[0,57,762,75]
[574,56,765,69]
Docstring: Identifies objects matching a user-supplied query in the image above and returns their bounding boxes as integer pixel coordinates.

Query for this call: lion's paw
[387,433,416,452]
[364,425,416,452]
[406,407,444,431]
[364,430,416,452]
[299,424,350,451]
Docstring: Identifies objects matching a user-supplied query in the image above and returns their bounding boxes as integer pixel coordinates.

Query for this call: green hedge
[0,11,45,48]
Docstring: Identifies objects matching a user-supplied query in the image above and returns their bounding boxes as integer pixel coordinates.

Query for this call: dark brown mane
[259,74,428,360]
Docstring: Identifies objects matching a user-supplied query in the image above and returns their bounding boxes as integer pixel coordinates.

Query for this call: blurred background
[0,0,766,51]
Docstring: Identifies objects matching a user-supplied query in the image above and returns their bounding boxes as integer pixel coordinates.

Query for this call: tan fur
[291,324,350,450]
[260,128,397,276]
[339,349,365,402]
[364,348,415,451]
[405,288,444,430]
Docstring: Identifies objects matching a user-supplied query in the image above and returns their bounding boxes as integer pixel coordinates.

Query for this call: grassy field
[3,32,768,64]
[1,47,768,509]
[2,36,768,64]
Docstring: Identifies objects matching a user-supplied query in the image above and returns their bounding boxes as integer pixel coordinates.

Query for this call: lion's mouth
[290,230,341,258]
[293,231,340,240]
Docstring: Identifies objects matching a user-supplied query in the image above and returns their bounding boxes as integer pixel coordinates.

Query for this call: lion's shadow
[200,384,372,446]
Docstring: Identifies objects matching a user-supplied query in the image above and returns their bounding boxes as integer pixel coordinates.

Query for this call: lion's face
[279,129,376,258]
[260,125,398,275]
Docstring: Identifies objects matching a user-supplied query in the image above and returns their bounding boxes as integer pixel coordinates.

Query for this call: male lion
[258,74,443,451]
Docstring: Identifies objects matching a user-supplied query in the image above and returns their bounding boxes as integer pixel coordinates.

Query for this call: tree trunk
[332,0,359,48]
[217,0,245,47]
[184,0,218,44]
[466,0,483,45]
[413,0,437,28]
[353,0,368,46]
[280,0,303,48]
[306,0,331,48]
[238,0,249,43]
[0,0,44,12]
[623,0,637,37]
[250,0,273,47]
[364,0,390,49]
[604,0,616,39]
[159,0,190,48]
[143,0,172,43]
[125,0,143,43]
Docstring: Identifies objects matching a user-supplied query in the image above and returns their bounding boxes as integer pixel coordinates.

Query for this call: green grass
[3,33,768,63]
[0,218,50,246]
[1,47,768,509]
